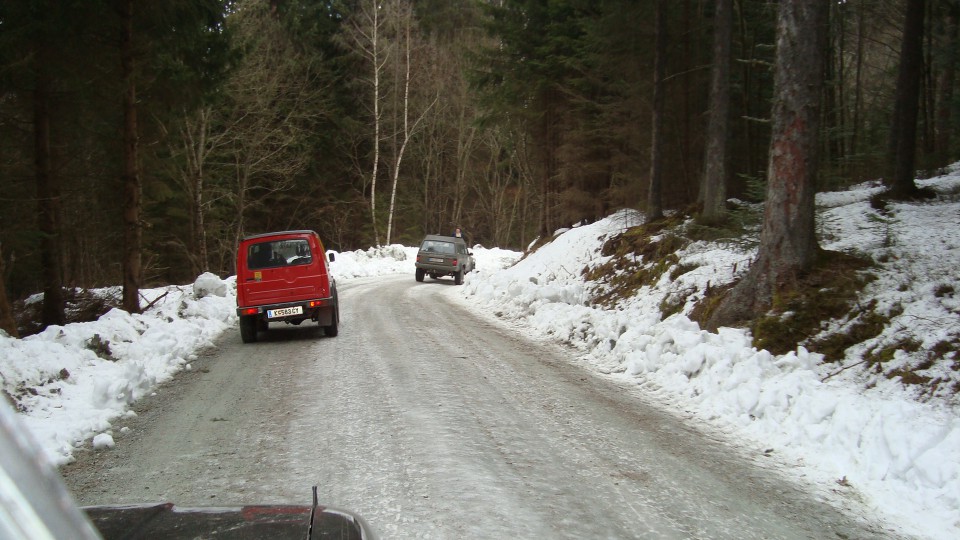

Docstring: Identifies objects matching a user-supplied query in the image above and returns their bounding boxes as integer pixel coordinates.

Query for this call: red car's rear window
[246,238,313,270]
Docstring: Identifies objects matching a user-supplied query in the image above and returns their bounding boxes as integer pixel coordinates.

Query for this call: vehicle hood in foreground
[84,502,377,540]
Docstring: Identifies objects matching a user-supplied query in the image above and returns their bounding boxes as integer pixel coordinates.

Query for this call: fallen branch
[140,291,170,311]
[822,358,869,382]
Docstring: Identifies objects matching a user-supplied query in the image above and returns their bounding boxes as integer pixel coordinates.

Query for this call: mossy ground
[748,249,877,356]
[584,215,689,307]
[579,214,958,399]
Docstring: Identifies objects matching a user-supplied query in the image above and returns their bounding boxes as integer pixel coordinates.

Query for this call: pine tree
[708,0,828,329]
[886,0,927,198]
[699,0,733,224]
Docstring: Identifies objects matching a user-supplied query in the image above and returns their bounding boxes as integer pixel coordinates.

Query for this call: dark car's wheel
[415,268,425,282]
[454,268,463,285]
[239,315,258,343]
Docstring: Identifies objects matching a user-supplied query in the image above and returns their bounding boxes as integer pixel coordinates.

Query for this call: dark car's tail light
[452,259,458,266]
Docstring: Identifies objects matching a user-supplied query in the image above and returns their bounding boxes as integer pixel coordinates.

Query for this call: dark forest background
[1,0,958,309]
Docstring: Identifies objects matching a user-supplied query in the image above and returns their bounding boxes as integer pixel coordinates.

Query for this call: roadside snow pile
[457,178,960,540]
[464,210,642,323]
[330,242,522,282]
[0,275,236,465]
[329,245,418,278]
[467,246,524,279]
[91,433,115,450]
[193,272,228,299]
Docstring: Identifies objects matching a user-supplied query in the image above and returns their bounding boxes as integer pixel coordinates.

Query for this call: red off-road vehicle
[236,230,339,343]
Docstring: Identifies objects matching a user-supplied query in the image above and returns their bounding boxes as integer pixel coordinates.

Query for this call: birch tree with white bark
[339,0,391,246]
[384,0,438,245]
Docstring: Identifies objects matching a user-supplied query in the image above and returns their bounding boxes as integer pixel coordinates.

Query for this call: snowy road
[63,275,899,539]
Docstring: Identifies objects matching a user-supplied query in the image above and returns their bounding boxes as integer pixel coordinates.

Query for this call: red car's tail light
[240,307,258,316]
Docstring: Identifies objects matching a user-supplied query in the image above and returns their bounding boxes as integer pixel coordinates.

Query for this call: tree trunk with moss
[707,0,826,330]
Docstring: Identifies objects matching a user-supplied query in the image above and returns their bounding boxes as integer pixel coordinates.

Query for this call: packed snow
[2,171,959,539]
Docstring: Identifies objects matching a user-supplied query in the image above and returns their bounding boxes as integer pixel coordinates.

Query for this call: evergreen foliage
[0,0,956,311]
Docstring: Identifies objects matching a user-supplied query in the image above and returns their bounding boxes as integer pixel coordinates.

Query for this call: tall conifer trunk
[33,4,65,328]
[707,0,827,329]
[887,0,926,197]
[935,6,958,165]
[121,0,142,314]
[700,0,732,224]
[647,0,667,222]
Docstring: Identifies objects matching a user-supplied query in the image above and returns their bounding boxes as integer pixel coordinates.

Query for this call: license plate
[429,258,444,263]
[267,306,303,318]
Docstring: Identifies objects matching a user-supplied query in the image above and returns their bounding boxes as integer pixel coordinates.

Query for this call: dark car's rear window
[420,240,456,255]
[247,239,313,270]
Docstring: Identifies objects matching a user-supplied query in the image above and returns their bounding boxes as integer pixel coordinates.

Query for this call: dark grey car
[415,234,475,285]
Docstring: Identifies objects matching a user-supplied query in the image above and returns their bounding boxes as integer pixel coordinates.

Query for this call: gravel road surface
[63,275,902,539]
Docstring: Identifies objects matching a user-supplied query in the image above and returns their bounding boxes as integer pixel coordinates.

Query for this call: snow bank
[329,245,418,278]
[0,276,236,465]
[458,196,960,540]
[3,172,959,538]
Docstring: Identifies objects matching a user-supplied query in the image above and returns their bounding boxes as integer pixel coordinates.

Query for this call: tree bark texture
[700,0,733,224]
[536,92,561,239]
[369,0,384,246]
[935,3,958,165]
[707,0,827,330]
[182,108,212,275]
[33,35,65,328]
[852,4,865,157]
[121,0,142,314]
[887,0,926,196]
[647,0,667,222]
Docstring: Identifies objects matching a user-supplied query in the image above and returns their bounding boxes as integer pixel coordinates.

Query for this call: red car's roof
[242,230,317,242]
